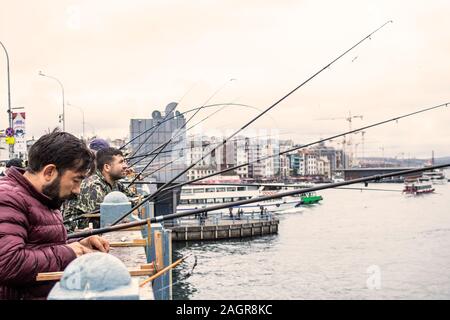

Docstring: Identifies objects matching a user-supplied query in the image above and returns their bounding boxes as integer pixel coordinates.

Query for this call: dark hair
[6,158,24,168]
[96,147,123,171]
[27,129,95,175]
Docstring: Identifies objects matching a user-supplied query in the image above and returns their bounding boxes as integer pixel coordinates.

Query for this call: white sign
[12,112,27,157]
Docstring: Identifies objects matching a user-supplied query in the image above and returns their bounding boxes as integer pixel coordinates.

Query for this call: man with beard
[64,147,136,231]
[0,129,110,300]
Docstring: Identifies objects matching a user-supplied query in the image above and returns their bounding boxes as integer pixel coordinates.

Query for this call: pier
[167,214,279,241]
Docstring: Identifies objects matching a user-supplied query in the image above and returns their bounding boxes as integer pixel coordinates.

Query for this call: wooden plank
[147,220,152,257]
[36,268,155,282]
[81,214,100,218]
[154,230,163,270]
[140,262,155,270]
[109,241,146,247]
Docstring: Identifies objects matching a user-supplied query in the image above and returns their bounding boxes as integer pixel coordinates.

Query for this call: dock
[167,214,279,241]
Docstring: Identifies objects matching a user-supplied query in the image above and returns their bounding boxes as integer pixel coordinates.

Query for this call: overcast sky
[0,0,449,159]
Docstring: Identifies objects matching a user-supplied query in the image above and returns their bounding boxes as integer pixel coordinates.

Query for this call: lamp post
[38,71,65,131]
[0,40,14,159]
[67,102,85,140]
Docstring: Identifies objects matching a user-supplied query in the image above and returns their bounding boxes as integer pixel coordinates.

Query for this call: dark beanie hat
[89,138,110,151]
[6,158,24,168]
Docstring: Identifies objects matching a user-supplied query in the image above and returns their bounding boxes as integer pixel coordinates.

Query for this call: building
[129,102,187,184]
[279,140,294,179]
[184,134,343,181]
[234,136,249,178]
[129,102,187,216]
[186,135,217,181]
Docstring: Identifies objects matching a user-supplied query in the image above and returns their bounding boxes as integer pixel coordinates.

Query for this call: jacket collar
[94,169,117,189]
[6,167,61,210]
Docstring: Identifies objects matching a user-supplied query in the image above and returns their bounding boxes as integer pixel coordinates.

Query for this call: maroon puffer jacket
[0,167,76,300]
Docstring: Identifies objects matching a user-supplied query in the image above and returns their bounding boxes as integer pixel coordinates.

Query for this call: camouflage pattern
[63,170,136,231]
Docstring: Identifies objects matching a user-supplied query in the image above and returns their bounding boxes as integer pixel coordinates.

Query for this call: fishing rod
[151,101,449,201]
[127,97,237,171]
[128,101,271,170]
[109,21,393,225]
[127,107,213,184]
[128,79,237,168]
[135,132,291,181]
[67,163,450,239]
[131,129,289,163]
[147,21,392,194]
[127,82,201,159]
[139,254,192,287]
[125,131,270,161]
[170,182,404,193]
[120,84,198,152]
[121,102,250,152]
[61,184,405,225]
[127,140,172,185]
[63,188,176,226]
[109,100,449,226]
[121,181,404,193]
[120,21,393,209]
[127,105,179,161]
[124,119,266,161]
[127,103,276,186]
[128,103,264,168]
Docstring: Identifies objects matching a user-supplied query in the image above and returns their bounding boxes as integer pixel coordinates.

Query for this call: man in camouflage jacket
[64,147,137,231]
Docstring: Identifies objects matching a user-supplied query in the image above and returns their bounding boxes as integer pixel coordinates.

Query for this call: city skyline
[1,0,449,159]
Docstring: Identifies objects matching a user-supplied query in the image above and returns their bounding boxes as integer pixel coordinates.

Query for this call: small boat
[297,192,323,206]
[422,169,447,184]
[402,176,435,195]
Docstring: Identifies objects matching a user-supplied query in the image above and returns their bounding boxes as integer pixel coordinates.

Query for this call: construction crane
[360,131,365,165]
[316,111,363,168]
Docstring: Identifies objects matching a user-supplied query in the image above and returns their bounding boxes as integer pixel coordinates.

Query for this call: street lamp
[38,71,65,131]
[0,40,14,159]
[67,102,85,140]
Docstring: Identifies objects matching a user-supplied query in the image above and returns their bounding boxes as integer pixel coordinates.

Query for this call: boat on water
[422,169,447,184]
[177,182,322,215]
[297,192,323,205]
[402,176,435,195]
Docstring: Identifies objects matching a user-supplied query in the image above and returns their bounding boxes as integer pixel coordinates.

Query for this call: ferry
[177,182,322,215]
[422,170,447,184]
[402,176,435,195]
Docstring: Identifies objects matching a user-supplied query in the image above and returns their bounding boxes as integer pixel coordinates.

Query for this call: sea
[172,170,450,300]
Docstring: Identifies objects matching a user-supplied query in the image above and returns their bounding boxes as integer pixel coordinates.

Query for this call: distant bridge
[338,167,420,181]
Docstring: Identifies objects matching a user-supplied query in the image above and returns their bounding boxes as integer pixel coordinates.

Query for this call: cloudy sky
[0,0,449,159]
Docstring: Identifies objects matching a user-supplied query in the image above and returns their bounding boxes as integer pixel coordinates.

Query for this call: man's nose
[73,185,81,195]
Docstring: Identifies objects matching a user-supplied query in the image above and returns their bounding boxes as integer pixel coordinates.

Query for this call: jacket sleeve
[0,205,77,285]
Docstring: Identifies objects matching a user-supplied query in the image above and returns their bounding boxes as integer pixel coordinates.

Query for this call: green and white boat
[298,192,323,205]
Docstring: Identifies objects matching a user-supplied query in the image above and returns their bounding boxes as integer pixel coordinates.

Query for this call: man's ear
[104,164,111,173]
[42,164,58,182]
